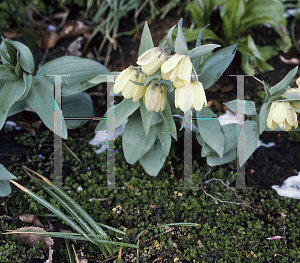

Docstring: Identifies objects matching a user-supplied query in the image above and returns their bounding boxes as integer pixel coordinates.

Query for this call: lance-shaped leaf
[36,56,108,97]
[7,100,29,117]
[175,22,188,55]
[202,123,238,157]
[192,24,212,71]
[0,163,17,197]
[12,40,34,74]
[139,138,166,176]
[0,78,26,130]
[166,25,176,51]
[122,110,156,164]
[224,99,257,115]
[0,66,19,80]
[270,66,298,96]
[96,98,140,131]
[239,0,284,36]
[139,97,153,136]
[220,0,245,42]
[14,52,23,77]
[258,102,268,134]
[62,92,94,129]
[25,75,67,139]
[138,21,154,57]
[279,92,300,101]
[154,122,171,155]
[88,72,121,85]
[18,72,32,101]
[198,44,237,90]
[237,120,259,167]
[207,147,237,166]
[159,99,177,140]
[188,44,220,60]
[2,38,17,64]
[197,115,225,158]
[237,36,274,74]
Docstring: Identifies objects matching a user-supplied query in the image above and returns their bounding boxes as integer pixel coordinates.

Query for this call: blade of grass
[38,184,100,242]
[65,238,75,263]
[23,166,115,255]
[9,180,102,251]
[4,230,139,248]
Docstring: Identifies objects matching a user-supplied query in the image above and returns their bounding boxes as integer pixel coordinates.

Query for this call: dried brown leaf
[10,226,53,251]
[19,214,44,227]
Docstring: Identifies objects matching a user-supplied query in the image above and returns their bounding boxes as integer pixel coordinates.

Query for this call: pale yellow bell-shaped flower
[143,81,167,112]
[267,101,298,131]
[161,53,193,88]
[175,80,207,112]
[136,47,167,75]
[114,67,146,102]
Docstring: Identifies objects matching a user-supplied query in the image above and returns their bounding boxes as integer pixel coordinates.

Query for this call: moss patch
[1,122,300,262]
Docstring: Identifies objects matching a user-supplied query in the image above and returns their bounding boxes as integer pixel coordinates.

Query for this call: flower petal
[172,56,192,88]
[285,108,297,126]
[132,73,146,102]
[267,104,278,130]
[114,67,136,94]
[175,86,184,109]
[161,53,184,80]
[272,102,286,124]
[133,85,146,102]
[175,85,192,112]
[136,48,158,65]
[279,120,292,131]
[144,82,160,112]
[192,81,207,111]
[122,80,138,99]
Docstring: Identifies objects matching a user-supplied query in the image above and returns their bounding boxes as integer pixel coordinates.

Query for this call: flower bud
[143,81,167,112]
[136,47,167,75]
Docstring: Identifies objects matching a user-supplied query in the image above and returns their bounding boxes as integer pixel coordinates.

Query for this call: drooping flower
[136,47,167,75]
[267,101,298,131]
[161,53,193,88]
[114,67,146,102]
[175,80,207,112]
[143,81,167,112]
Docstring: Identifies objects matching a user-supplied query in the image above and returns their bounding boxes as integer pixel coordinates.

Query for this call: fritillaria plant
[93,19,238,176]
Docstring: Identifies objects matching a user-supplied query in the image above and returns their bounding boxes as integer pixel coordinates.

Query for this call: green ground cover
[1,122,300,262]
